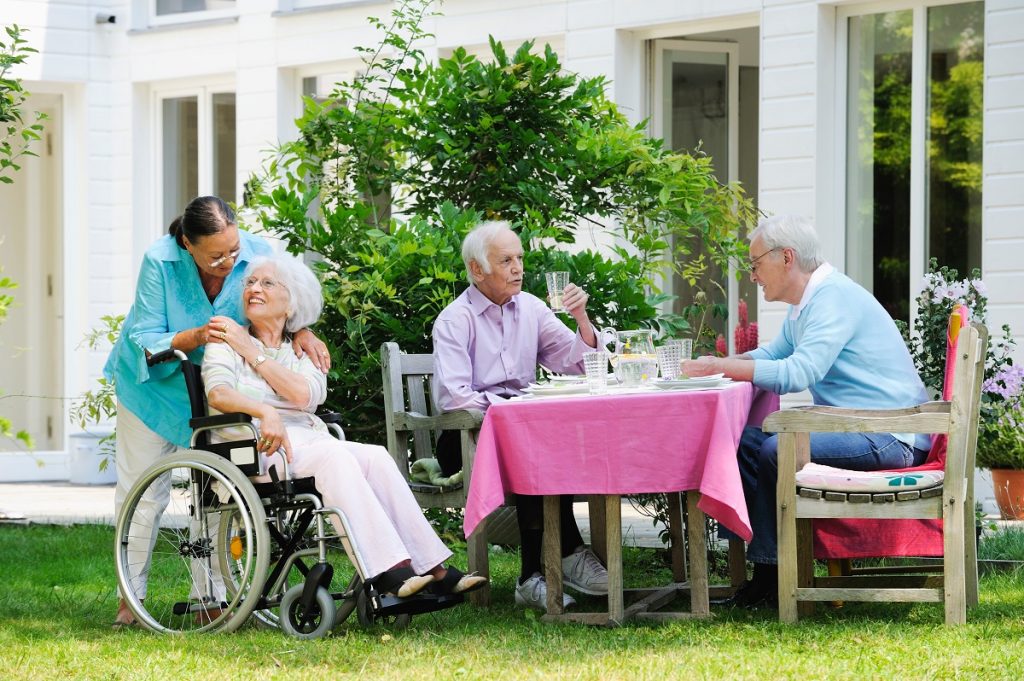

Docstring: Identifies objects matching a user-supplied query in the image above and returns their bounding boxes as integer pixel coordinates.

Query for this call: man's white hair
[748,215,824,273]
[461,220,516,285]
[242,254,323,333]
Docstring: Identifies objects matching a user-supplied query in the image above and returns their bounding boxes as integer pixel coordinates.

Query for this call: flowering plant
[899,259,1020,469]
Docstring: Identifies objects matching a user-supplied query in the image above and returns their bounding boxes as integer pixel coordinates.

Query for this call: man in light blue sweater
[681,215,930,608]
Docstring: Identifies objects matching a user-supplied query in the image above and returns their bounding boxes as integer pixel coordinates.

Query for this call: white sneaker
[562,547,608,595]
[514,573,576,612]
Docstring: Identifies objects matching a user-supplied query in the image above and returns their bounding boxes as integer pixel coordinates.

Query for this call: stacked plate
[651,373,731,390]
[523,374,591,396]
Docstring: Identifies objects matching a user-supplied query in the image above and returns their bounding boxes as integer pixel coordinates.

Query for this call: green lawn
[2,524,1023,680]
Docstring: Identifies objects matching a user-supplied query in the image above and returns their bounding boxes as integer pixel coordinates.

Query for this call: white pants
[115,401,223,602]
[260,427,452,579]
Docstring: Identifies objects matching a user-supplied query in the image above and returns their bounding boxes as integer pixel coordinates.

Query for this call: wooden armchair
[380,341,490,604]
[763,320,987,625]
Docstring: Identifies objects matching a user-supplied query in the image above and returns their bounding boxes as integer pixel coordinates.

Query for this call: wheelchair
[114,349,464,637]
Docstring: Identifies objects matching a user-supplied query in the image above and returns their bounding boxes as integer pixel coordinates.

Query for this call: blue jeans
[726,426,926,565]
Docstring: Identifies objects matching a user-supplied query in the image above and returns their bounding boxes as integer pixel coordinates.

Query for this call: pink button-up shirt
[433,286,597,411]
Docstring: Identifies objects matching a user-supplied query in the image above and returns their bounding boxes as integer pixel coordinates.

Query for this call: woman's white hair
[242,255,323,333]
[461,220,514,284]
[749,215,824,273]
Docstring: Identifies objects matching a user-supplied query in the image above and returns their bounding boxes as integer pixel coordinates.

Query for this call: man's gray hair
[749,215,824,273]
[461,220,515,284]
[242,255,323,333]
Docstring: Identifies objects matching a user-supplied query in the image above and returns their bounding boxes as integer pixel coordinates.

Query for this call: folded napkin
[410,458,464,488]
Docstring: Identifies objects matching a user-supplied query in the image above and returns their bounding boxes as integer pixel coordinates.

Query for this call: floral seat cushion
[796,462,944,494]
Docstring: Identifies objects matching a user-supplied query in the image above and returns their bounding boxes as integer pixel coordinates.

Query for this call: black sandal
[430,566,488,595]
[373,566,434,598]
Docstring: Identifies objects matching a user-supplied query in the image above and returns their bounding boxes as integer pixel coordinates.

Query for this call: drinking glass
[583,351,608,394]
[656,344,682,380]
[667,338,694,362]
[544,271,570,313]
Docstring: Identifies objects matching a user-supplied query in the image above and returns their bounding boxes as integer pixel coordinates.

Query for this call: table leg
[685,492,709,616]
[542,495,564,615]
[666,492,687,583]
[605,494,623,625]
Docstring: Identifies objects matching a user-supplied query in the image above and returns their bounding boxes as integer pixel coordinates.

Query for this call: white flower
[972,279,987,295]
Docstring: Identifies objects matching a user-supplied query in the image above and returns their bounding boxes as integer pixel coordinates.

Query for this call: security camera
[95,13,117,24]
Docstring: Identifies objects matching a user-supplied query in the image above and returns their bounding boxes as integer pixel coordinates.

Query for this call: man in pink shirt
[432,220,608,611]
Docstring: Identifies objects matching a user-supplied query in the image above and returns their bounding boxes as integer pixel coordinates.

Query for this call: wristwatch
[250,354,267,370]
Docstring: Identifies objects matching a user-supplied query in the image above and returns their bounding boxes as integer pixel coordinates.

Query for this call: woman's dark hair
[167,196,236,249]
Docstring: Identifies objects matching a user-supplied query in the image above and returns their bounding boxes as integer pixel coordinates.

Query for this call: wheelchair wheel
[280,584,335,639]
[221,504,357,630]
[115,450,270,634]
[356,589,411,630]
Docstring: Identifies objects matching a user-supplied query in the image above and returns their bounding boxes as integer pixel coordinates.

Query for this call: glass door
[652,40,742,353]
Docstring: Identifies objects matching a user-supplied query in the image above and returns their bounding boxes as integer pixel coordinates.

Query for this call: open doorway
[0,92,64,454]
[650,26,760,354]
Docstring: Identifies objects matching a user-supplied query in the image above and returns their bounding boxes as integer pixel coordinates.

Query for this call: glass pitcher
[599,328,658,386]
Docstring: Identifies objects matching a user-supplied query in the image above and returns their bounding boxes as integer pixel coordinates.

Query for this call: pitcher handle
[598,327,617,354]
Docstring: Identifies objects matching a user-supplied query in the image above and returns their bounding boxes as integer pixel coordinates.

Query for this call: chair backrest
[940,320,987,494]
[922,305,970,469]
[380,342,441,468]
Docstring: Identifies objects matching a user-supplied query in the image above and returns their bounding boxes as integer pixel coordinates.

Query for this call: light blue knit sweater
[749,269,931,450]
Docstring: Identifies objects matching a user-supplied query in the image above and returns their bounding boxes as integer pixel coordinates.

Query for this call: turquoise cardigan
[103,231,273,447]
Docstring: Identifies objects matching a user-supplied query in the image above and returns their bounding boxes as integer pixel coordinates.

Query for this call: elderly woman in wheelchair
[114,254,484,636]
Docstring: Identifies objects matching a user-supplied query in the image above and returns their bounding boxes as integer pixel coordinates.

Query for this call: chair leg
[964,505,980,609]
[944,503,967,625]
[466,521,490,607]
[796,518,815,618]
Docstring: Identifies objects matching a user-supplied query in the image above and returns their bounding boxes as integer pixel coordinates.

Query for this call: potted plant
[900,259,1021,519]
[977,366,1024,519]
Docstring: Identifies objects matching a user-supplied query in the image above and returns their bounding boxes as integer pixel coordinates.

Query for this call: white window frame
[834,0,978,323]
[152,81,236,241]
[148,0,238,28]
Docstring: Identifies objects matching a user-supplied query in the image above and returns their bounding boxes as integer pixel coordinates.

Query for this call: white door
[0,93,64,453]
[652,40,741,353]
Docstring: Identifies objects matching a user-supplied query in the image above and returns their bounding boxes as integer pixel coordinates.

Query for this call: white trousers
[114,401,223,602]
[260,427,452,579]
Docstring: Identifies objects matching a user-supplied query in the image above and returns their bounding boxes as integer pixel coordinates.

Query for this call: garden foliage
[898,258,1020,469]
[245,0,756,443]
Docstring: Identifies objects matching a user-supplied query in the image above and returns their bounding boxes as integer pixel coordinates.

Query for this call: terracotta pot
[990,469,1024,520]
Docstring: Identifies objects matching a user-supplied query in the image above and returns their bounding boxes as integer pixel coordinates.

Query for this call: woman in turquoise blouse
[106,196,329,627]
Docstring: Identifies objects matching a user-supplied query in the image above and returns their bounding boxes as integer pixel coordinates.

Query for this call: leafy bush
[245,0,756,447]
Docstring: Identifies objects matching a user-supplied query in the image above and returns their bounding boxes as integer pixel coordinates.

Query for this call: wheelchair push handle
[147,348,188,367]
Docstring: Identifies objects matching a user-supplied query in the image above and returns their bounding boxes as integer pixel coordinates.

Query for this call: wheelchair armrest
[190,412,253,430]
[393,409,484,432]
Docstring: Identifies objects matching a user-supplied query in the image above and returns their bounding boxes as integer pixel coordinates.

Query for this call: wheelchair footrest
[372,591,464,617]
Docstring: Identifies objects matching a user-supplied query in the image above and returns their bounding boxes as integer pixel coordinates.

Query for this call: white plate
[652,375,730,390]
[524,382,592,396]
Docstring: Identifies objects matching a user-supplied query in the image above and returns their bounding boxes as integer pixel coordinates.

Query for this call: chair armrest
[762,401,950,435]
[392,409,485,432]
[316,411,344,425]
[190,412,253,429]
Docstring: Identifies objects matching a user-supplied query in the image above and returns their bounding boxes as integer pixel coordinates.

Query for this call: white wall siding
[984,0,1024,353]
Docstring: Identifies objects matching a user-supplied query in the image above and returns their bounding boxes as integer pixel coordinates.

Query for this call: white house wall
[1,0,1021,483]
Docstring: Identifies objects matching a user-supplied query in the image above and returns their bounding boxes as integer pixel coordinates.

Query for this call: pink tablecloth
[463,382,779,540]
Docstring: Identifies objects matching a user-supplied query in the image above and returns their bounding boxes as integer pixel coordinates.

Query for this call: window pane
[162,97,198,228]
[212,92,236,205]
[156,0,235,16]
[927,2,984,275]
[846,11,913,322]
